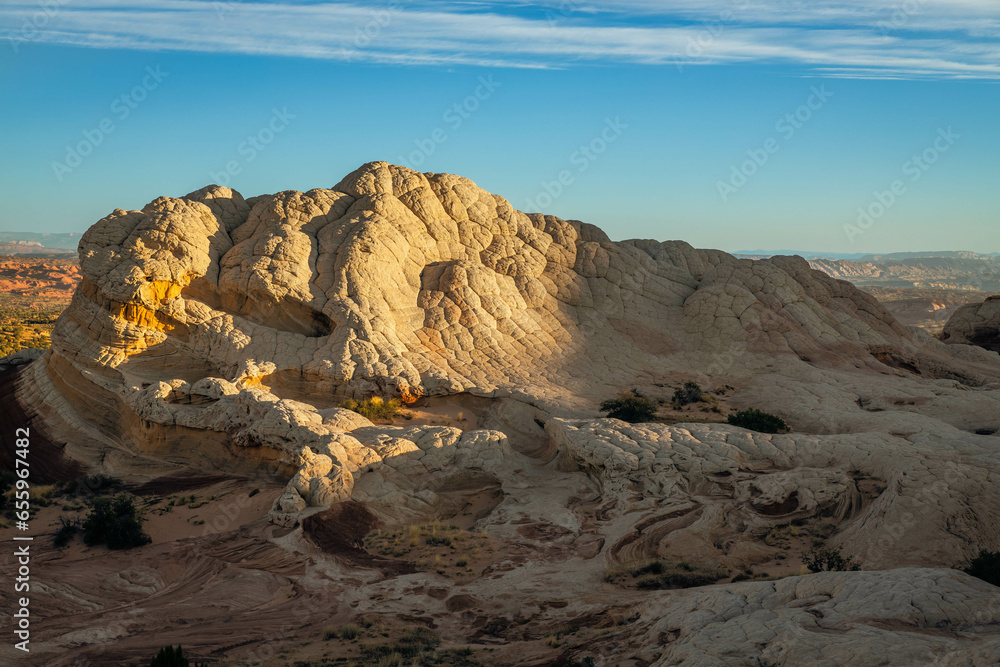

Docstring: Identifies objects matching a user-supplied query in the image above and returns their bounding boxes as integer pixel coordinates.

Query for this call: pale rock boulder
[943,295,1000,353]
[12,161,1000,554]
[547,418,1000,570]
[0,347,45,373]
[8,162,1000,663]
[624,568,1000,666]
[272,486,308,525]
[43,161,992,422]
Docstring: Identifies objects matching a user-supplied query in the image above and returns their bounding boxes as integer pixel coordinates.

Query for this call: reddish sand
[0,256,80,300]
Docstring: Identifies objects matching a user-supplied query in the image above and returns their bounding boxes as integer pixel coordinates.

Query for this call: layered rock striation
[6,163,1000,663]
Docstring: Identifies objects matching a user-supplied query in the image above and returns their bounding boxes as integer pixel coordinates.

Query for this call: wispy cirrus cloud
[1,0,998,79]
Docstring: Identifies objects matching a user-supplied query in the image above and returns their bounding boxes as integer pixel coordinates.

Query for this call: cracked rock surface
[6,162,1000,665]
[943,295,1000,353]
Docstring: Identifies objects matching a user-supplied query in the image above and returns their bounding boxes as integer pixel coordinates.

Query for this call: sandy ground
[0,393,939,666]
[0,469,583,666]
[0,256,80,300]
[396,395,495,431]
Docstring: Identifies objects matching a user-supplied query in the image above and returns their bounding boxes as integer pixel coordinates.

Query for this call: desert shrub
[400,626,439,647]
[699,394,723,413]
[360,626,440,661]
[0,469,16,494]
[731,567,773,582]
[30,484,55,507]
[149,645,205,667]
[802,547,860,572]
[671,381,704,409]
[53,516,80,548]
[964,549,1000,587]
[600,390,657,423]
[340,396,409,422]
[727,408,787,433]
[58,474,122,497]
[83,494,151,550]
[425,534,452,547]
[606,559,726,590]
[632,560,667,576]
[635,570,720,589]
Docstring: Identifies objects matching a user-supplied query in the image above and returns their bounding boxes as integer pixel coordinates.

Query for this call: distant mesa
[736,249,1000,261]
[0,232,79,256]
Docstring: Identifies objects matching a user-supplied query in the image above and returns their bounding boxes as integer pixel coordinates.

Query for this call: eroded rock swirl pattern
[9,162,1000,665]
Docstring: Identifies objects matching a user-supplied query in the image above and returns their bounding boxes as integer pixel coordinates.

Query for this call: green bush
[802,547,859,572]
[671,381,704,409]
[340,396,410,422]
[600,390,657,423]
[83,494,151,550]
[964,549,1000,587]
[727,408,787,433]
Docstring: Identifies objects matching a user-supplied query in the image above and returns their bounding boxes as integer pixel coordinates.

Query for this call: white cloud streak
[1,0,997,79]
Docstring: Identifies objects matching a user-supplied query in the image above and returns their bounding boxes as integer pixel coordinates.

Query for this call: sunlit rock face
[9,162,1000,664]
[49,161,952,409]
[20,161,1000,515]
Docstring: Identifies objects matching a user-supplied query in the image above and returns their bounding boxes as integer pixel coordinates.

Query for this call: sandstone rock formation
[0,256,80,299]
[943,295,1000,353]
[0,346,43,373]
[808,254,999,334]
[6,162,1000,664]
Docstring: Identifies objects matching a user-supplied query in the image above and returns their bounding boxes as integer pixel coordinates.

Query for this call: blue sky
[0,0,997,253]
